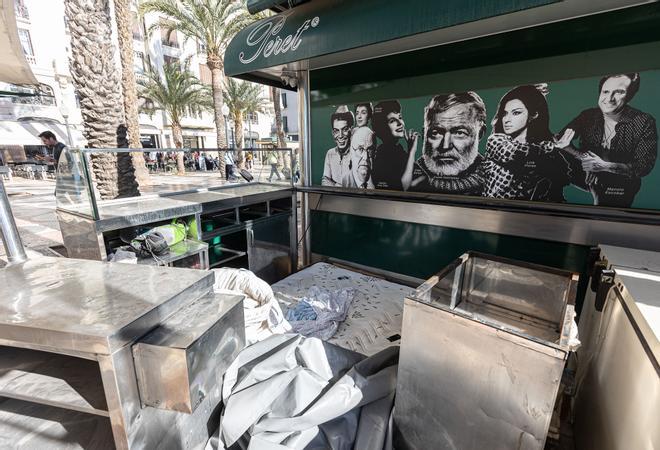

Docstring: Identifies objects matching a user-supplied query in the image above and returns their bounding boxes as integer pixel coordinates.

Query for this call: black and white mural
[316,72,659,210]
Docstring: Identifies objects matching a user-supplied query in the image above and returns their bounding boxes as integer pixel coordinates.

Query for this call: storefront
[223,0,660,448]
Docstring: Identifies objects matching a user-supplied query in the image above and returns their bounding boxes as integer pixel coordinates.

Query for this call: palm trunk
[114,0,150,189]
[233,113,246,169]
[271,86,290,177]
[172,122,185,175]
[66,0,133,199]
[271,86,287,148]
[208,54,226,175]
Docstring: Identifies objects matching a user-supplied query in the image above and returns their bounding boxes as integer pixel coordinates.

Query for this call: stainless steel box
[133,292,245,413]
[394,252,578,450]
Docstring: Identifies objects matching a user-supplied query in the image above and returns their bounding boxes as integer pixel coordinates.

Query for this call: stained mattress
[272,262,414,355]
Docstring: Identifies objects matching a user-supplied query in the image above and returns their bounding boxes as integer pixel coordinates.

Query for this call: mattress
[272,262,414,355]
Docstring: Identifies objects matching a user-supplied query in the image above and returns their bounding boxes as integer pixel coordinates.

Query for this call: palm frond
[140,0,254,60]
[138,61,212,124]
[222,77,269,121]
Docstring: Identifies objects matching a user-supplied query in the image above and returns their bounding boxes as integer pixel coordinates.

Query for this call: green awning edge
[226,0,560,79]
[246,0,311,15]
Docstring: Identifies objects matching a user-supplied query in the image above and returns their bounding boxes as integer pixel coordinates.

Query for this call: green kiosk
[225,1,660,449]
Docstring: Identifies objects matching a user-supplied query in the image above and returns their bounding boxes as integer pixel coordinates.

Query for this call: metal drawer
[133,292,245,413]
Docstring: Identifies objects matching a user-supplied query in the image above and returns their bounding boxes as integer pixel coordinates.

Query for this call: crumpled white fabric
[212,268,291,344]
[286,286,356,340]
[568,310,581,351]
[205,334,398,450]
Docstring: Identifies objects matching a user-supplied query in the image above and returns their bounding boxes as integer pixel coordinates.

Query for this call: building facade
[0,0,280,155]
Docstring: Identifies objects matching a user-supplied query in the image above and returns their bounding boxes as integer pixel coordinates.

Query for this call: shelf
[0,346,108,417]
[212,254,249,270]
[209,245,247,268]
[0,397,114,449]
[136,239,208,267]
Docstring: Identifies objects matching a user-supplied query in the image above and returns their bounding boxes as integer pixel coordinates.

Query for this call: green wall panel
[311,210,591,308]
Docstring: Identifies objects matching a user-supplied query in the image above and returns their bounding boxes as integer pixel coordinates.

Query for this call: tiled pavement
[0,178,62,266]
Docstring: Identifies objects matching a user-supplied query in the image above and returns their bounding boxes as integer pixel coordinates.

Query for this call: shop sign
[239,14,320,65]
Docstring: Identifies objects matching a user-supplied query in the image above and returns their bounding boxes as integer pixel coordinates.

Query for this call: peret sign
[239,15,320,65]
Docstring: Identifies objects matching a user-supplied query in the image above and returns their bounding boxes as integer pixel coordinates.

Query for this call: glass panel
[55,148,95,218]
[57,148,296,219]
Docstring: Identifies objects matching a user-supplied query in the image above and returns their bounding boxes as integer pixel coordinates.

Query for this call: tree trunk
[208,55,226,175]
[271,86,290,177]
[171,122,185,175]
[114,0,150,189]
[271,86,287,148]
[233,113,244,149]
[65,0,136,199]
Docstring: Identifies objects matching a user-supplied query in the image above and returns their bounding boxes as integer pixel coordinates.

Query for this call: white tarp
[206,334,398,450]
[212,268,292,344]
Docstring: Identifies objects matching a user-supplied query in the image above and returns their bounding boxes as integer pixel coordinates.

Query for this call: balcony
[160,39,179,49]
[15,3,29,20]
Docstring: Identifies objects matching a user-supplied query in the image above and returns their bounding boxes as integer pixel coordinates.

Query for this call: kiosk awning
[246,0,311,15]
[225,0,560,84]
[225,0,650,88]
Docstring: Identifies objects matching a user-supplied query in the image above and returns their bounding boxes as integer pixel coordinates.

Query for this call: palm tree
[223,78,268,164]
[139,0,255,167]
[138,61,213,174]
[271,86,290,174]
[114,0,151,187]
[65,0,139,199]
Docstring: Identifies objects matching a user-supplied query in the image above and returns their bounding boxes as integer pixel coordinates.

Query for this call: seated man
[562,73,657,207]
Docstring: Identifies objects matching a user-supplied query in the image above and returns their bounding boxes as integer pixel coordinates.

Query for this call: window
[197,40,207,54]
[12,83,56,106]
[199,63,212,85]
[133,51,145,73]
[282,116,289,133]
[163,55,179,67]
[281,92,287,108]
[18,29,35,63]
[244,112,258,124]
[15,0,29,20]
[131,12,143,39]
[160,28,179,48]
[183,136,202,149]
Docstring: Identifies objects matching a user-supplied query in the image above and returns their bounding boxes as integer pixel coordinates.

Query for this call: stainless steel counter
[0,257,211,355]
[57,183,294,263]
[0,256,245,449]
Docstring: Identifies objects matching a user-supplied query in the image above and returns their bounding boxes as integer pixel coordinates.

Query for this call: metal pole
[224,116,229,148]
[63,116,74,146]
[0,177,27,264]
[298,71,312,266]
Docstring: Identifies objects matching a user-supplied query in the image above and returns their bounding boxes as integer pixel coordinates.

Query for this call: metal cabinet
[247,213,292,283]
[574,245,660,450]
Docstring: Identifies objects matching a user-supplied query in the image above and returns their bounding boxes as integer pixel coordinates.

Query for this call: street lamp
[59,103,74,147]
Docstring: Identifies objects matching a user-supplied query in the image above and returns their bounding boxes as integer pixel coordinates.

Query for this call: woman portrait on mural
[483,84,574,202]
[354,103,372,130]
[561,73,658,208]
[371,100,419,190]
